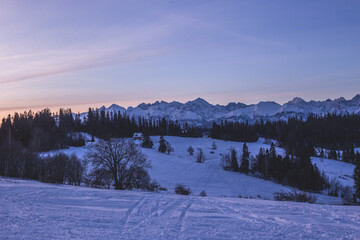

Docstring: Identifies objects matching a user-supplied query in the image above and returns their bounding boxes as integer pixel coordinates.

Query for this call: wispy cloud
[0,47,168,84]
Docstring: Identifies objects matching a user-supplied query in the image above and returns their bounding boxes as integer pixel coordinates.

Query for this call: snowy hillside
[80,94,360,125]
[1,177,360,239]
[42,136,355,204]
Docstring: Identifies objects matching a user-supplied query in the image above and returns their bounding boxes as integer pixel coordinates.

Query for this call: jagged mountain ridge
[81,94,360,126]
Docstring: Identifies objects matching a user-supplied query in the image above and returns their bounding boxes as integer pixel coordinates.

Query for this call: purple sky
[0,0,359,116]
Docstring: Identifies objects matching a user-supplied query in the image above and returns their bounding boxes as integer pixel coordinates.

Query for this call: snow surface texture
[1,178,360,240]
[79,94,360,125]
[42,136,355,204]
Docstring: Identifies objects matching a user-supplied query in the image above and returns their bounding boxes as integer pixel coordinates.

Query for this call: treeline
[255,113,360,158]
[212,113,360,162]
[0,109,77,153]
[1,150,83,185]
[211,121,258,142]
[83,108,205,139]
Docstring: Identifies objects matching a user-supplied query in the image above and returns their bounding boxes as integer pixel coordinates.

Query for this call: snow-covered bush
[196,148,205,163]
[187,146,194,155]
[273,190,317,203]
[166,142,174,155]
[341,186,353,204]
[175,184,191,195]
[199,190,207,197]
[221,153,232,170]
[146,180,161,192]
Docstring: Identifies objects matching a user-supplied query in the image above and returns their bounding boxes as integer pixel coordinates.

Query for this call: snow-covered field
[43,136,355,204]
[1,177,360,240]
[312,157,355,186]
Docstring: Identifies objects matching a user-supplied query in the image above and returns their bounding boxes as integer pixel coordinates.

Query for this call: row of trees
[211,121,258,142]
[212,113,360,163]
[84,109,205,139]
[0,149,83,185]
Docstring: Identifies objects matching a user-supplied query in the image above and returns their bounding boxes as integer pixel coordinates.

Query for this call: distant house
[133,132,144,141]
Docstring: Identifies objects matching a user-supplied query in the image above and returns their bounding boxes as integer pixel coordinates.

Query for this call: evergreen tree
[142,135,154,149]
[158,136,167,153]
[354,153,360,199]
[240,143,250,173]
[230,148,239,171]
[256,147,266,174]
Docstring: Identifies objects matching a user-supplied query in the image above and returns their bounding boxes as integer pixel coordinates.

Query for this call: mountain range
[82,94,360,126]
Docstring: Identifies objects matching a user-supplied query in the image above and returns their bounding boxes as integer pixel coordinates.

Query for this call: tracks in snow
[120,194,194,239]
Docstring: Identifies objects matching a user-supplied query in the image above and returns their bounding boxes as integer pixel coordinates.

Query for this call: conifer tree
[230,148,239,171]
[240,143,250,173]
[354,153,360,199]
[142,135,154,149]
[158,136,167,153]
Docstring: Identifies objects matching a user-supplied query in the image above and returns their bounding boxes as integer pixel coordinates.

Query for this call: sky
[0,0,360,117]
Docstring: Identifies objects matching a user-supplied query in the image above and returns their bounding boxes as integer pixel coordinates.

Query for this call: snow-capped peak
[81,94,360,126]
[288,97,306,104]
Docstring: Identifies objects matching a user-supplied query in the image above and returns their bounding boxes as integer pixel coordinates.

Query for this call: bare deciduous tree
[86,138,151,190]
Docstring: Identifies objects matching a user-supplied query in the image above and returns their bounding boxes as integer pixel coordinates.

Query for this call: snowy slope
[312,157,355,186]
[79,94,360,125]
[43,136,354,204]
[1,177,360,240]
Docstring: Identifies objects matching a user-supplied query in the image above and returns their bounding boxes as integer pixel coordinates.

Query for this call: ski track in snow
[1,178,360,239]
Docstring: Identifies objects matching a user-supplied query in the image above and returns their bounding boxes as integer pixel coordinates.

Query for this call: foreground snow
[1,178,359,240]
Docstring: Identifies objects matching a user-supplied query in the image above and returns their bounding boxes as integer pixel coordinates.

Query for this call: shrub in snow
[341,186,354,204]
[199,190,207,197]
[187,146,194,155]
[273,190,317,203]
[147,180,161,192]
[85,168,112,189]
[211,141,217,150]
[166,142,174,155]
[196,148,205,163]
[221,153,231,170]
[175,184,191,195]
[327,177,342,197]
